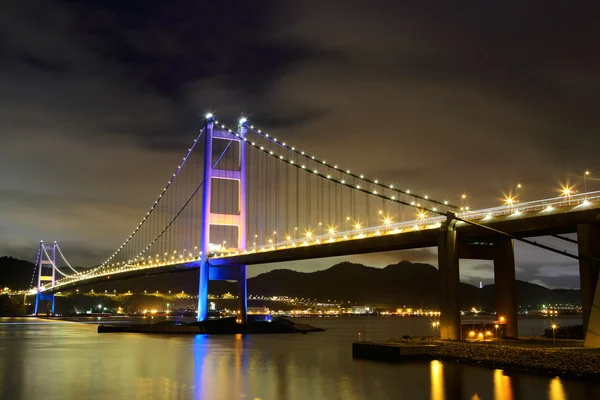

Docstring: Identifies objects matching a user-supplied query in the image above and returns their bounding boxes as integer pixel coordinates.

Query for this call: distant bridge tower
[198,115,248,322]
[34,241,57,315]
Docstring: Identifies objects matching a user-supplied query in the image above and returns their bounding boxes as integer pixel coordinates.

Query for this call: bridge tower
[34,241,56,315]
[198,115,248,322]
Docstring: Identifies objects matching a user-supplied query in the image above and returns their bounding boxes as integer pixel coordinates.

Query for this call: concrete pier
[493,238,518,338]
[438,217,460,340]
[237,265,247,324]
[578,223,600,346]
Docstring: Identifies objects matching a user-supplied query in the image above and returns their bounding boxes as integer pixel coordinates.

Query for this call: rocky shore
[430,341,600,379]
[354,339,600,379]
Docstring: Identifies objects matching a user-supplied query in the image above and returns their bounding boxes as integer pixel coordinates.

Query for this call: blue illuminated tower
[197,115,248,322]
[34,241,56,315]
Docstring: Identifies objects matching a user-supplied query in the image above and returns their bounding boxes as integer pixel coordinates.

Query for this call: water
[1,316,598,400]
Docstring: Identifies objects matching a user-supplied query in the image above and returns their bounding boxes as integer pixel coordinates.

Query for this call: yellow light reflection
[493,369,514,400]
[549,377,566,400]
[430,360,444,400]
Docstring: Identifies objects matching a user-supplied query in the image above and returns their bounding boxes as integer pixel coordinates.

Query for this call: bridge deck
[39,202,600,294]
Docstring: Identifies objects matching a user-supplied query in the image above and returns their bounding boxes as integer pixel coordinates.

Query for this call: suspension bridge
[27,115,600,346]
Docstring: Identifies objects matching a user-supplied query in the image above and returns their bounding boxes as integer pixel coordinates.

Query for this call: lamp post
[552,323,557,348]
[505,196,514,212]
[584,171,590,197]
[515,183,523,204]
[418,211,426,226]
[561,186,573,205]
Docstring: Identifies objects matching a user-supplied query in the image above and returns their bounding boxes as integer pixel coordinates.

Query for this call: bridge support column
[34,293,55,316]
[493,238,518,338]
[198,116,247,322]
[34,241,56,316]
[208,264,248,324]
[198,257,210,322]
[438,215,460,340]
[237,265,247,324]
[577,223,600,346]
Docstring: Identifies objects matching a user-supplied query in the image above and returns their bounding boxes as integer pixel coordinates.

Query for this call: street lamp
[515,183,523,204]
[552,323,557,347]
[504,195,515,211]
[584,170,591,196]
[561,185,573,205]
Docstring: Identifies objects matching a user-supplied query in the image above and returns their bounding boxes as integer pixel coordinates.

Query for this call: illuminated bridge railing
[40,191,600,292]
[456,190,600,221]
[220,191,600,256]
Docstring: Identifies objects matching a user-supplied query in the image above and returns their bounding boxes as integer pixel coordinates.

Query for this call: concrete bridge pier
[237,265,247,324]
[578,223,600,346]
[493,238,518,338]
[206,264,248,324]
[438,217,461,340]
[34,292,55,316]
[197,257,210,321]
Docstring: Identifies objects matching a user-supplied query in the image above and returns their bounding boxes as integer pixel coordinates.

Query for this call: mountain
[0,256,35,290]
[0,256,581,308]
[213,261,579,308]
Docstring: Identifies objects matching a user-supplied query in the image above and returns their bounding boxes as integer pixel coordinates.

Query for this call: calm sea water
[1,316,598,400]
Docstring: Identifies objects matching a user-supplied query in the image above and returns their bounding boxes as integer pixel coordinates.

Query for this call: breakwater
[352,339,600,379]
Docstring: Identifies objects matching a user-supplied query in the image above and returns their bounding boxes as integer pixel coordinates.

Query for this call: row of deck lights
[49,189,599,289]
[49,110,596,289]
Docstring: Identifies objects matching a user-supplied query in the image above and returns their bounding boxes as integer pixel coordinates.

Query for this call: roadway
[40,199,600,294]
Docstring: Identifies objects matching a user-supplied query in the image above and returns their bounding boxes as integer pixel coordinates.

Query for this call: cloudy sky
[1,1,598,288]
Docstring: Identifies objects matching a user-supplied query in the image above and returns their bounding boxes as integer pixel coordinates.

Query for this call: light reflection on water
[0,317,599,400]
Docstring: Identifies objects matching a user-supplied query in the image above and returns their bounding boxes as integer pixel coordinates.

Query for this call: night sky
[1,1,599,289]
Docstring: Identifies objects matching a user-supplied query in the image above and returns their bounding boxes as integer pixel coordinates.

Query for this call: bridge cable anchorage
[99,127,205,268]
[55,243,80,274]
[453,214,600,264]
[218,119,446,218]
[43,246,75,278]
[245,123,457,209]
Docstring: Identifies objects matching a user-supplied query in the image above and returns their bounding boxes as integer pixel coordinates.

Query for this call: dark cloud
[1,1,597,289]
